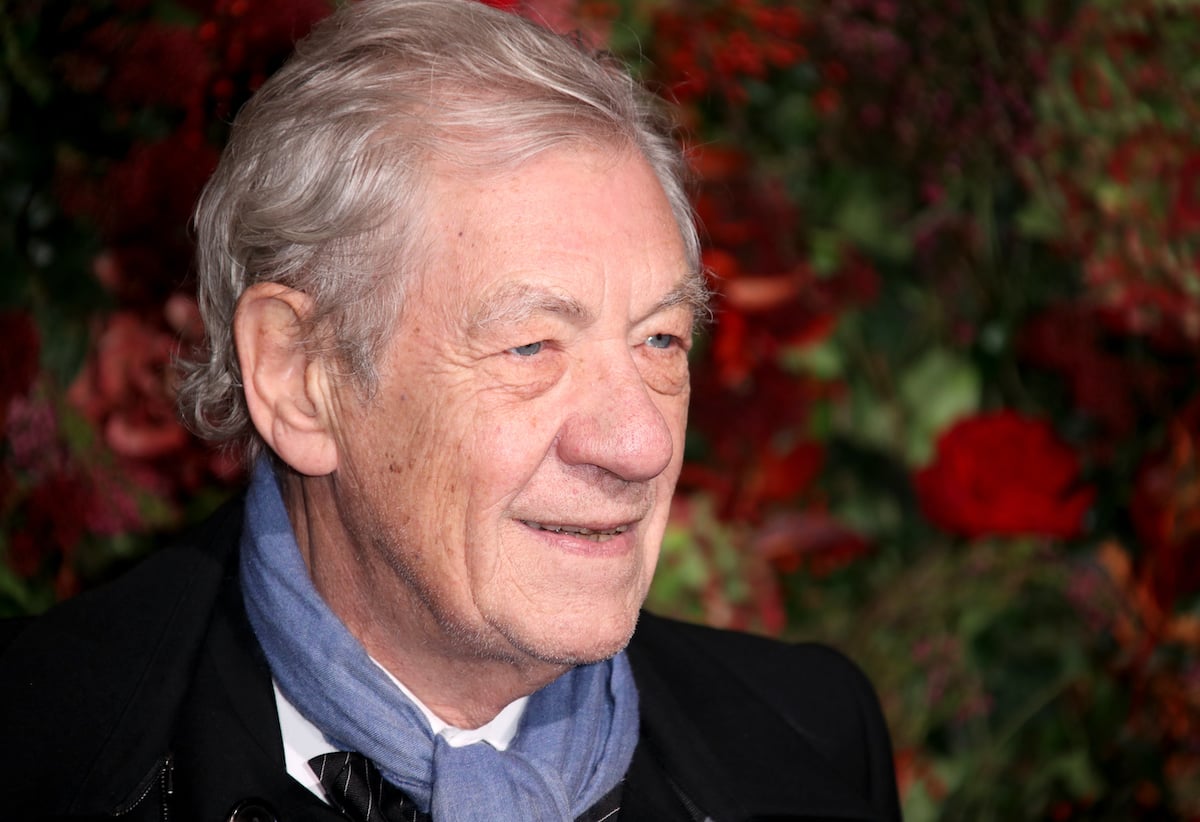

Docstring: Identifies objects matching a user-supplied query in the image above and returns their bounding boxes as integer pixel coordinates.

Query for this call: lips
[520,520,630,543]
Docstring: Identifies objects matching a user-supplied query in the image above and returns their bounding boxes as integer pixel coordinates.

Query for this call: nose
[556,348,675,482]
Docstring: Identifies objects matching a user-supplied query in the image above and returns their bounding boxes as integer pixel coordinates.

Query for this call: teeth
[522,521,629,542]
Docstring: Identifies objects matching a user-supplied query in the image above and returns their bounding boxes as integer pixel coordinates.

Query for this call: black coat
[0,499,901,821]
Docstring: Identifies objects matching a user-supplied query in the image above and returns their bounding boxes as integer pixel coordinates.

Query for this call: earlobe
[234,282,339,476]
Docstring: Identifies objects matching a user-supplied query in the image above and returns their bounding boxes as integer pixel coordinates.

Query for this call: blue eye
[646,334,676,350]
[510,341,543,356]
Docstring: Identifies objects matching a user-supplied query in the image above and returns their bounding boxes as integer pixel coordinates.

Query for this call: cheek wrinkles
[636,347,690,396]
[479,353,566,399]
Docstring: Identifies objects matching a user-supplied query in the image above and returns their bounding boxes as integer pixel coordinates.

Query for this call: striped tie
[310,751,431,822]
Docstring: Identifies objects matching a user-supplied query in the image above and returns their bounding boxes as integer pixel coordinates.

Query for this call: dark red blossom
[683,360,841,522]
[6,463,144,586]
[648,1,809,104]
[57,132,221,304]
[1018,302,1167,439]
[753,511,870,577]
[1130,398,1200,613]
[201,0,332,115]
[1169,152,1200,237]
[213,0,332,64]
[0,311,40,434]
[62,307,239,501]
[100,133,219,240]
[8,472,92,577]
[915,411,1094,539]
[67,312,188,462]
[744,442,826,509]
[704,253,876,391]
[104,22,211,113]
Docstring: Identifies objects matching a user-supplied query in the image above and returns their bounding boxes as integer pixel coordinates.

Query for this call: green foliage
[634,0,1200,817]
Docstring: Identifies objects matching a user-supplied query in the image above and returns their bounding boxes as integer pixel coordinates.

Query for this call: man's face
[324,146,697,668]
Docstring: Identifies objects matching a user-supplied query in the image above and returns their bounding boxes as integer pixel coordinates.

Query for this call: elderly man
[0,1,900,820]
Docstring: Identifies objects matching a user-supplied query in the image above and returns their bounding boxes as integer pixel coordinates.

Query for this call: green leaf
[899,349,981,466]
[780,336,845,380]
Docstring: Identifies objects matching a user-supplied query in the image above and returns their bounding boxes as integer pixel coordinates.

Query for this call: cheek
[663,387,691,458]
[449,396,557,525]
[471,389,562,460]
[342,380,475,519]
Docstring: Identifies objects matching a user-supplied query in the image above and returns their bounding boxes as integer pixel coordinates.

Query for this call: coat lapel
[169,557,340,820]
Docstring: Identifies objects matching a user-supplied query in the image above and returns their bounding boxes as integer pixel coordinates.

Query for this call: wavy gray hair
[177,0,702,456]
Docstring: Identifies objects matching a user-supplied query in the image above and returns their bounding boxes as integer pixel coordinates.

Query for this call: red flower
[915,411,1094,539]
[1170,152,1200,237]
[0,311,40,433]
[1017,302,1167,439]
[1129,398,1200,612]
[8,471,93,577]
[753,511,870,577]
[103,22,211,111]
[100,133,220,240]
[67,311,188,461]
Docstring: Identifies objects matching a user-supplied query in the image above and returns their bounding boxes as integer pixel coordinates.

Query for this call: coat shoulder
[632,610,885,724]
[628,611,902,821]
[0,497,245,814]
[637,609,866,672]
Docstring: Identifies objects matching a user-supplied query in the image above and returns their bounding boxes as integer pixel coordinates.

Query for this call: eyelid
[645,330,693,350]
[640,306,694,341]
[508,341,544,357]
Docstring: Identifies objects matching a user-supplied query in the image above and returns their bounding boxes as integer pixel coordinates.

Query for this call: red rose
[915,411,1094,539]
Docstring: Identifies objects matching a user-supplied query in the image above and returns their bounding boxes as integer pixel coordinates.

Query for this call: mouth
[520,520,631,543]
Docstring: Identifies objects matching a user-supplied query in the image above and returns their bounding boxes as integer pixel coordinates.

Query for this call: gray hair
[177,0,702,456]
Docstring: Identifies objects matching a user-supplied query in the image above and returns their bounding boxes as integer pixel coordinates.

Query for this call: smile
[520,521,630,543]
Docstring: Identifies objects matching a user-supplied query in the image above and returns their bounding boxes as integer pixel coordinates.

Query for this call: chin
[498,606,641,668]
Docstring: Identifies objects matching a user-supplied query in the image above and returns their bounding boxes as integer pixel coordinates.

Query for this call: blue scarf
[239,459,640,820]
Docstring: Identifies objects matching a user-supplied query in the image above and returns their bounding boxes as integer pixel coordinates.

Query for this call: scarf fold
[239,458,640,820]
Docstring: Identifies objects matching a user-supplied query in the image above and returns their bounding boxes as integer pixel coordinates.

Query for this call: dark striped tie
[310,751,430,822]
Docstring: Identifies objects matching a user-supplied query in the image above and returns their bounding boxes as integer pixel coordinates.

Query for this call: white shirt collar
[275,663,529,800]
[371,658,529,751]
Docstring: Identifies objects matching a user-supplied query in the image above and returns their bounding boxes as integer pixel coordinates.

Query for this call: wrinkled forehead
[411,139,701,278]
[386,145,702,332]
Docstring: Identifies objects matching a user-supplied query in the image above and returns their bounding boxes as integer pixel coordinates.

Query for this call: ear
[234,282,339,476]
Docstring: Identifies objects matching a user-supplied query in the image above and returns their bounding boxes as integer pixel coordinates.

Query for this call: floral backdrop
[3,0,1200,818]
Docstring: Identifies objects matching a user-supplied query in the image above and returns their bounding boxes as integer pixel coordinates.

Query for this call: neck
[282,472,569,729]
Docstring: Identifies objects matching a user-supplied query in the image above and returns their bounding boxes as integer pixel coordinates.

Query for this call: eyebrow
[649,272,712,326]
[467,271,711,335]
[468,283,593,334]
